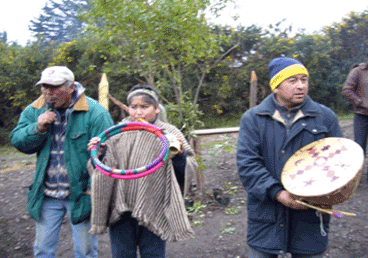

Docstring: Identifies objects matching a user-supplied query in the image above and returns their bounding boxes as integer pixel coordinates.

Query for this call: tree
[29,0,89,43]
[0,31,7,43]
[0,38,55,144]
[323,10,368,66]
[85,0,237,137]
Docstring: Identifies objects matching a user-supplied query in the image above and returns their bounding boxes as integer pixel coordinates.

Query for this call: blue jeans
[109,212,166,258]
[34,196,98,258]
[354,113,368,154]
[248,246,324,258]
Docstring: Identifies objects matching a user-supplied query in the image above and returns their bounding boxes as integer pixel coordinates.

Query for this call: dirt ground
[1,119,368,258]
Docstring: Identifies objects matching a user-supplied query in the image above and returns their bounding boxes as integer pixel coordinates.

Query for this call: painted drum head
[281,137,364,205]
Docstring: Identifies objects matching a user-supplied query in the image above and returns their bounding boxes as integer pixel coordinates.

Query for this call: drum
[281,137,364,206]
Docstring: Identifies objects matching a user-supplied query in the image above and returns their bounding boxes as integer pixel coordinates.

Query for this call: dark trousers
[354,113,368,154]
[109,212,166,258]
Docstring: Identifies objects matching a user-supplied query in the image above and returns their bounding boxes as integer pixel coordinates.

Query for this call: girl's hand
[87,137,105,156]
[175,136,184,156]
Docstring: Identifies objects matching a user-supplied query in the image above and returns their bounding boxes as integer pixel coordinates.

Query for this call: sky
[1,0,368,46]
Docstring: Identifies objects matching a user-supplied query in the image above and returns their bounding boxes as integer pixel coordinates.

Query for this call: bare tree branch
[108,93,130,113]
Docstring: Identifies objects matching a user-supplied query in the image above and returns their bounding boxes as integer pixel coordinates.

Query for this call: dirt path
[1,119,368,258]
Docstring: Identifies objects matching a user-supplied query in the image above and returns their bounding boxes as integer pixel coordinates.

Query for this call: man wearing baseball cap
[10,66,113,257]
[237,57,343,257]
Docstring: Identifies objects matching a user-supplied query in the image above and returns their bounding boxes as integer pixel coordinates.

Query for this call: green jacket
[10,94,113,224]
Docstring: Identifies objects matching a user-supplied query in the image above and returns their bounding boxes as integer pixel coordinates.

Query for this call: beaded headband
[127,89,159,104]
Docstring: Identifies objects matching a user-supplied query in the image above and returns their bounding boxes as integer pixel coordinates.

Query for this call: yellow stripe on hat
[270,64,309,91]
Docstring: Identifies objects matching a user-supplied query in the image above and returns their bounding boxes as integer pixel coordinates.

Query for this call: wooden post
[191,137,205,196]
[191,127,240,197]
[98,73,109,110]
[249,71,258,108]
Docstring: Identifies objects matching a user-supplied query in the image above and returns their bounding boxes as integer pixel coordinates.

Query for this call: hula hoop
[90,122,170,180]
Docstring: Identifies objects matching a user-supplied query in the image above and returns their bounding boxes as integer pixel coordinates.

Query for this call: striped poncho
[87,119,197,241]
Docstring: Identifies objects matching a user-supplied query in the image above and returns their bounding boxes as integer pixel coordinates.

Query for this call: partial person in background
[342,55,368,158]
[87,84,197,258]
[10,66,114,258]
[237,57,342,258]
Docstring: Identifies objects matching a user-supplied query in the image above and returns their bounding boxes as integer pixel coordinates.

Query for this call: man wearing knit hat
[237,57,343,257]
[10,66,114,257]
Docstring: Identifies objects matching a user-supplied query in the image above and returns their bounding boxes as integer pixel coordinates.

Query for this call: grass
[220,223,236,234]
[200,112,242,129]
[337,113,354,120]
[0,145,35,173]
[200,112,354,130]
[0,145,22,157]
[186,200,207,215]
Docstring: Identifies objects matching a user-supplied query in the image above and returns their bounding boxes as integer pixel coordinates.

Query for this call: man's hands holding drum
[276,190,308,210]
[276,190,333,214]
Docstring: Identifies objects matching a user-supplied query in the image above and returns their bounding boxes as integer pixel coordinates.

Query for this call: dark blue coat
[237,94,343,255]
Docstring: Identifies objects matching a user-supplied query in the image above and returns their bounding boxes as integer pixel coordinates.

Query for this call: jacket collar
[255,93,321,117]
[31,94,89,111]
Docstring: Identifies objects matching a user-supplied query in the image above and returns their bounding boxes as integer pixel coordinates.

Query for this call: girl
[87,84,197,258]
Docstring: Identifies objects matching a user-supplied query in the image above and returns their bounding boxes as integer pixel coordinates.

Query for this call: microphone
[48,102,54,111]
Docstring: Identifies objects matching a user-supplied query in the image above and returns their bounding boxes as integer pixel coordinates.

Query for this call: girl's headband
[127,88,159,103]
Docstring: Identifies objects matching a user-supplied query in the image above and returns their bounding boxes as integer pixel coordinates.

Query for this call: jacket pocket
[27,183,44,220]
[71,131,89,151]
[70,181,91,224]
[70,130,90,166]
[303,124,328,135]
[301,123,329,143]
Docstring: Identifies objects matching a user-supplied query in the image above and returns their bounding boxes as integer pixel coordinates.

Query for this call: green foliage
[0,128,11,146]
[201,112,242,129]
[337,113,354,119]
[207,135,237,169]
[224,206,242,215]
[165,92,204,138]
[323,10,368,62]
[49,36,138,123]
[223,181,239,196]
[0,39,54,137]
[191,216,204,227]
[194,155,208,170]
[2,4,367,145]
[220,223,236,234]
[85,0,236,137]
[186,200,207,215]
[0,146,20,157]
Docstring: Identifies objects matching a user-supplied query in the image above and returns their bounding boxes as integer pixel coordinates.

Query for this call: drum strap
[316,211,327,237]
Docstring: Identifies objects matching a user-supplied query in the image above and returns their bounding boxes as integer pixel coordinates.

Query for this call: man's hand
[276,190,308,210]
[37,111,57,133]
